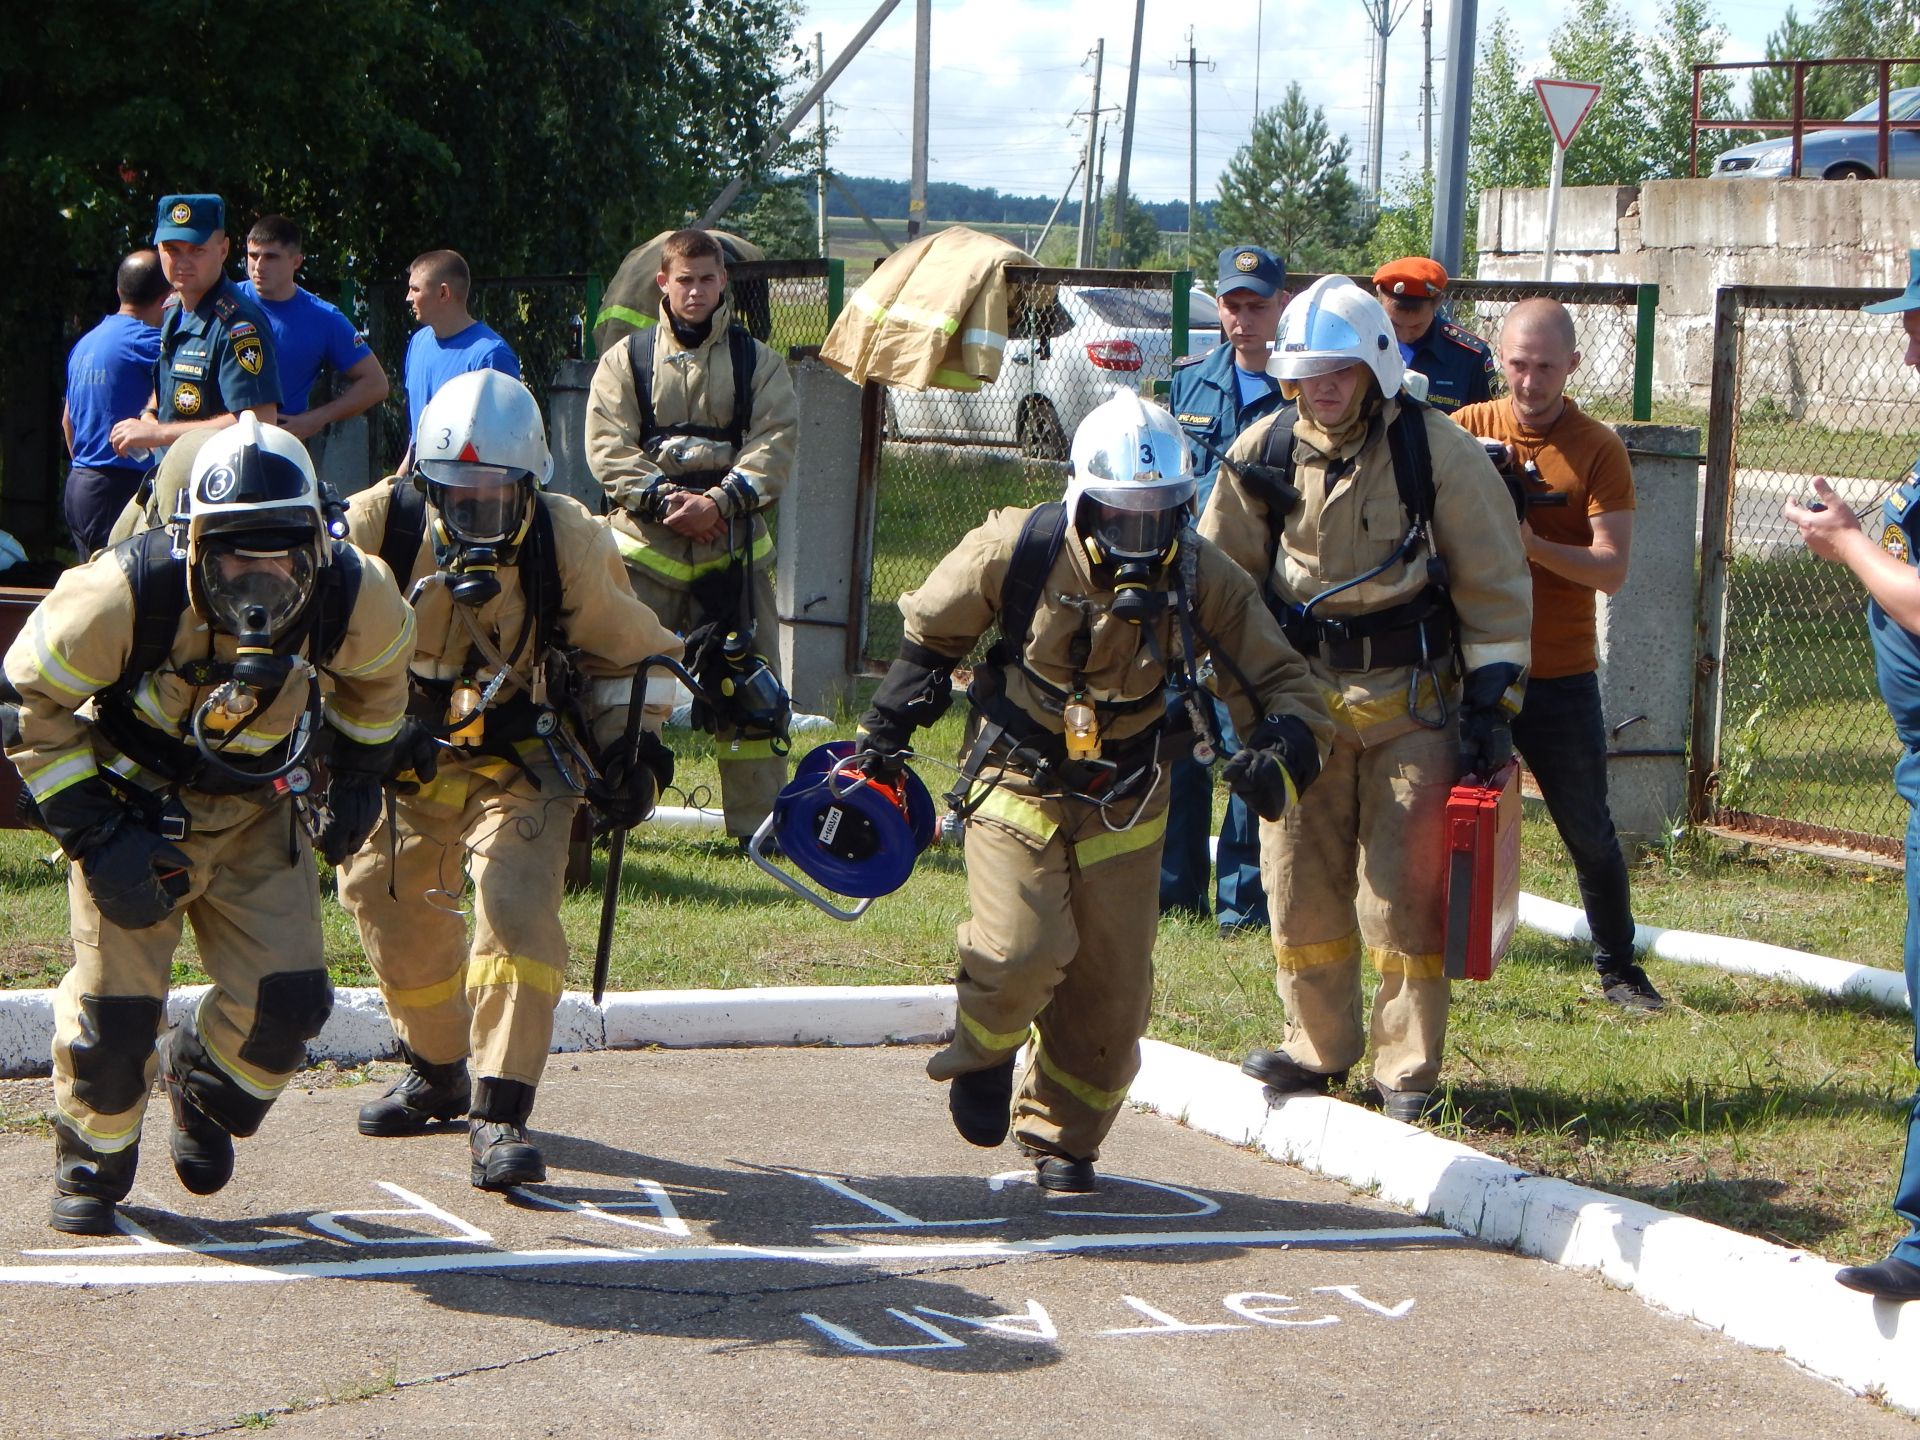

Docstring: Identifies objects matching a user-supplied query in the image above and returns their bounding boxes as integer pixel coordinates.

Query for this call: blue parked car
[1712,87,1920,179]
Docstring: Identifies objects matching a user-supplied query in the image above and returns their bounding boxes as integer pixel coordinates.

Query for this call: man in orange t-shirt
[1455,298,1660,1012]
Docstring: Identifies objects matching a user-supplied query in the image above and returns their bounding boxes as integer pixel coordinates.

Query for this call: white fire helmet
[1268,275,1405,399]
[413,370,552,546]
[178,413,325,638]
[1064,391,1196,563]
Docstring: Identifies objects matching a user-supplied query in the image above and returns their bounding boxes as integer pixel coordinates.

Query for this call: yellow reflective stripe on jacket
[25,747,99,802]
[132,674,178,734]
[958,1007,1032,1055]
[1071,804,1167,869]
[322,702,404,746]
[467,954,565,995]
[597,305,656,333]
[716,739,781,761]
[966,783,1057,846]
[960,328,1006,351]
[29,619,110,700]
[1032,1034,1130,1113]
[614,527,774,583]
[931,367,983,392]
[886,301,960,335]
[330,610,417,680]
[851,290,888,322]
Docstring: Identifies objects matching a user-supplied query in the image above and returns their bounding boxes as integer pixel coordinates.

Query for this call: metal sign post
[1534,78,1602,281]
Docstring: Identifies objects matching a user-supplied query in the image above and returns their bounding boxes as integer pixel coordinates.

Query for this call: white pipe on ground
[1518,892,1911,1013]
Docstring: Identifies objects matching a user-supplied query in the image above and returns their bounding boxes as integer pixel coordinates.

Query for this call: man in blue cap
[1161,244,1289,932]
[1784,248,1920,1304]
[108,195,282,467]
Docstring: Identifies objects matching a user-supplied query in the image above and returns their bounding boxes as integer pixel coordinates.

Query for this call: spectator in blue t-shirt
[402,249,520,454]
[236,214,389,448]
[61,250,171,556]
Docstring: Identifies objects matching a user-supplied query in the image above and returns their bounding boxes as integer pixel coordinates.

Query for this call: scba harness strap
[1255,398,1458,669]
[625,323,758,498]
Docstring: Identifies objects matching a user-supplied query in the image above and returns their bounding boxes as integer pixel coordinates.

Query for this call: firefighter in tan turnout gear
[585,228,798,844]
[339,369,681,1191]
[1202,276,1532,1122]
[2,417,414,1234]
[854,393,1333,1192]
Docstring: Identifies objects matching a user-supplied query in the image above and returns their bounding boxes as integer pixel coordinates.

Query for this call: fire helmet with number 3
[1064,391,1196,571]
[413,369,553,549]
[1268,274,1405,399]
[175,413,325,639]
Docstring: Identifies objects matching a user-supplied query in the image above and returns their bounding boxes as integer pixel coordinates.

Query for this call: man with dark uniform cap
[1784,248,1920,1303]
[1162,244,1289,931]
[1372,256,1494,415]
[104,194,283,543]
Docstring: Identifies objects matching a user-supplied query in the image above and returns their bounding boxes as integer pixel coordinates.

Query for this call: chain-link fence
[1290,274,1656,421]
[1693,284,1920,859]
[860,265,1196,665]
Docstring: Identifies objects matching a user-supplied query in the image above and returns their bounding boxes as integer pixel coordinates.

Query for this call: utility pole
[1172,29,1214,256]
[908,0,931,241]
[1106,0,1146,267]
[1421,0,1435,179]
[1361,0,1409,202]
[1254,0,1264,119]
[814,32,829,259]
[1430,0,1478,274]
[1075,39,1105,267]
[1092,130,1108,262]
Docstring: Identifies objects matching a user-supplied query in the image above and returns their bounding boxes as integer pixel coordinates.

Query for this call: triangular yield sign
[1534,78,1602,149]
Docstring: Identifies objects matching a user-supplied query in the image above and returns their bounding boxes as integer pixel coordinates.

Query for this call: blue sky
[792,0,1791,202]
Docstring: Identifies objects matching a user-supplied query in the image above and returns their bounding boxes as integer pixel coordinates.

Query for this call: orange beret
[1372,256,1449,298]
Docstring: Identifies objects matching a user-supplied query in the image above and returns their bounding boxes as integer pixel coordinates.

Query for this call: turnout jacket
[586,298,796,595]
[1204,397,1531,745]
[3,542,413,832]
[901,506,1333,759]
[820,226,1032,391]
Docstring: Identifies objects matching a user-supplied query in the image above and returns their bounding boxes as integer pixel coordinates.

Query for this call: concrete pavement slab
[0,1047,1910,1440]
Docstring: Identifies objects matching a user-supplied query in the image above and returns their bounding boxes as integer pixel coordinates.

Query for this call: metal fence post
[584,275,603,361]
[1688,284,1742,827]
[1633,283,1658,421]
[827,259,846,325]
[1170,269,1191,365]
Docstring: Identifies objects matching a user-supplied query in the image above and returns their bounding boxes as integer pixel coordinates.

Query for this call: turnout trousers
[622,559,787,840]
[928,763,1170,1161]
[1261,719,1457,1094]
[339,754,576,1089]
[54,800,330,1153]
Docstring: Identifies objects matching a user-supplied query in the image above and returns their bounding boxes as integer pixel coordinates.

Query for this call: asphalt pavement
[0,1046,1910,1440]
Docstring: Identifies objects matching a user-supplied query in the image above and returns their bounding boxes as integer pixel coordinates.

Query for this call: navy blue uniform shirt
[1402,314,1494,414]
[155,275,282,424]
[1171,341,1286,513]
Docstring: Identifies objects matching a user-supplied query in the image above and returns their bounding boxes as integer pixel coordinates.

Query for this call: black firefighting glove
[39,777,190,930]
[1457,662,1525,780]
[589,730,676,829]
[314,735,396,865]
[386,717,443,792]
[854,645,958,781]
[1221,713,1322,823]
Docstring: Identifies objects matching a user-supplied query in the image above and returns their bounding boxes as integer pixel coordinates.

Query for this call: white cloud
[794,0,1783,203]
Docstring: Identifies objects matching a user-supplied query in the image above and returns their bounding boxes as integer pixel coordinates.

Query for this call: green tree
[1645,0,1738,176]
[1099,194,1164,268]
[1469,14,1551,193]
[1364,164,1437,271]
[1215,84,1376,272]
[1750,0,1920,123]
[736,178,819,258]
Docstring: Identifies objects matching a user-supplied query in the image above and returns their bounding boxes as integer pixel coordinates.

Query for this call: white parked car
[886,285,1218,458]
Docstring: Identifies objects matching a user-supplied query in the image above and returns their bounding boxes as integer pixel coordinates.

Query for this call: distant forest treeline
[822,174,1213,231]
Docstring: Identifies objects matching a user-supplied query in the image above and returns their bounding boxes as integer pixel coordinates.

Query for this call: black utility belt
[1282,610,1454,673]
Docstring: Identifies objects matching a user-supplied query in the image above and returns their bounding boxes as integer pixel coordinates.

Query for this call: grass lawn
[0,711,1913,1265]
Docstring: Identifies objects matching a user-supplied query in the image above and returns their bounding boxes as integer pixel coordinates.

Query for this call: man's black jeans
[1510,670,1638,973]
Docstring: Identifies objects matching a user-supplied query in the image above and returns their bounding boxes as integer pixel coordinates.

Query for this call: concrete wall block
[777,359,864,714]
[544,358,605,514]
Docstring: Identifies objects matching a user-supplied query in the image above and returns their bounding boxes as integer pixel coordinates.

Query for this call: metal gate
[1692,283,1920,860]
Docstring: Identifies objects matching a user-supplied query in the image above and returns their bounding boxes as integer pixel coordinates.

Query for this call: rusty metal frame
[1690,57,1920,178]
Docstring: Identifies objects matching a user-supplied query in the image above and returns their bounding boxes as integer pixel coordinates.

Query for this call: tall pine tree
[1215,83,1375,271]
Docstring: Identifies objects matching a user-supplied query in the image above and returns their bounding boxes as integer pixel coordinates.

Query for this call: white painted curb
[1127,1037,1920,1417]
[1518,892,1913,1013]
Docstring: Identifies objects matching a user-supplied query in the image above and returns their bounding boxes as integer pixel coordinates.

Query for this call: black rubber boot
[358,1048,471,1137]
[948,1056,1017,1147]
[51,1123,138,1236]
[1034,1155,1098,1193]
[159,1028,235,1196]
[1241,1048,1347,1095]
[469,1078,546,1191]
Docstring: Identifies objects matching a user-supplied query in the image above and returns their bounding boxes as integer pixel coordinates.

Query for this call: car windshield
[1842,88,1920,123]
[1076,289,1173,327]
